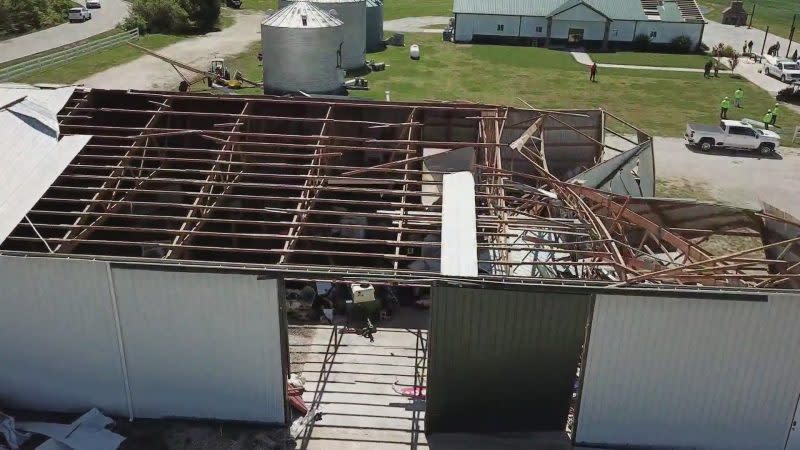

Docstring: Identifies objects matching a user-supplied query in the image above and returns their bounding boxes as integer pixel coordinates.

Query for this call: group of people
[720,89,780,129]
[704,59,721,78]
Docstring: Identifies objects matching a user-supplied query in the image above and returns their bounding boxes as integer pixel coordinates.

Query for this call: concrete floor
[291,324,428,449]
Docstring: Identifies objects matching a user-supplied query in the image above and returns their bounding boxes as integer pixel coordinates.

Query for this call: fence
[0,28,139,82]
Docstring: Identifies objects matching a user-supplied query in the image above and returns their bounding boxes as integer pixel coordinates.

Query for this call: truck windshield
[782,63,799,70]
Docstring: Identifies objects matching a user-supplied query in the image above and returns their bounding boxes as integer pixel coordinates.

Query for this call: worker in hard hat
[771,103,779,126]
[720,96,731,119]
[763,109,773,129]
[734,88,744,108]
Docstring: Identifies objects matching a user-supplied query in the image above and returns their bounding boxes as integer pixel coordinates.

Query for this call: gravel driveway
[0,0,130,64]
[652,136,800,215]
[80,12,264,90]
[384,16,450,34]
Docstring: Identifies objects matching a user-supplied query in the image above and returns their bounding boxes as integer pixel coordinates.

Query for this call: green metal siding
[426,286,593,433]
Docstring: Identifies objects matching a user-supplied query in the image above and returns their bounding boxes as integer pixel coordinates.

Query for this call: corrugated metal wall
[110,268,286,422]
[0,257,286,423]
[426,286,593,433]
[0,257,128,414]
[576,293,800,449]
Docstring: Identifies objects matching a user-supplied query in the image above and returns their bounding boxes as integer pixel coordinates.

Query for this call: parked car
[68,6,92,22]
[86,0,101,8]
[685,120,780,155]
[226,0,242,8]
[762,54,800,83]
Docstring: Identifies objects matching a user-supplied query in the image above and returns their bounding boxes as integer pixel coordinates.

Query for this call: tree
[179,0,221,32]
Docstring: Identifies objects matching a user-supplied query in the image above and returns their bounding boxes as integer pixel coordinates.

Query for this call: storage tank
[282,0,366,70]
[365,0,383,52]
[261,2,345,94]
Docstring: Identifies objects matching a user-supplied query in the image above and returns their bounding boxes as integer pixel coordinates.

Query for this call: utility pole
[748,3,755,29]
[787,14,797,57]
[761,25,769,55]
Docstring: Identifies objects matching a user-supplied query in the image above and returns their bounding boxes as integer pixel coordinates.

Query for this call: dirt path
[80,12,264,90]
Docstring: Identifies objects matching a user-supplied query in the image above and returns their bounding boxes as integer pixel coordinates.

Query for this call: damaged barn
[2,85,800,450]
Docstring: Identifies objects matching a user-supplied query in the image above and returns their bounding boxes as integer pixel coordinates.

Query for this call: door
[726,126,753,148]
[568,28,584,45]
[786,393,800,450]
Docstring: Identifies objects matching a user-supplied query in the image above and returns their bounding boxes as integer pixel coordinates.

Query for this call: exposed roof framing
[1,88,798,290]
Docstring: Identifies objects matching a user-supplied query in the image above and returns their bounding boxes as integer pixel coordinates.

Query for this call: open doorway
[568,28,584,45]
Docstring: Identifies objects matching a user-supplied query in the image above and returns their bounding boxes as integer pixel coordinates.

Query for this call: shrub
[670,35,693,53]
[180,0,221,32]
[0,0,76,38]
[633,33,651,51]
[125,0,190,33]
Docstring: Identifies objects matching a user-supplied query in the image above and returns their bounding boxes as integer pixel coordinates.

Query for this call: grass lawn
[17,33,185,85]
[589,52,716,69]
[0,29,125,70]
[224,33,800,140]
[236,0,452,18]
[697,0,799,40]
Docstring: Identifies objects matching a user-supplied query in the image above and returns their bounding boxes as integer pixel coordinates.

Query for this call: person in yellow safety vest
[720,96,731,119]
[734,88,744,108]
[771,103,779,126]
[763,109,773,130]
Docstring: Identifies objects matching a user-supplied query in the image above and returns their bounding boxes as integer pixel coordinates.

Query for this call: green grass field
[236,0,451,18]
[17,33,185,84]
[225,33,799,140]
[698,0,799,40]
[589,52,716,69]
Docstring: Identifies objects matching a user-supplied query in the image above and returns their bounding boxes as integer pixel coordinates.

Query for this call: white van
[762,54,800,83]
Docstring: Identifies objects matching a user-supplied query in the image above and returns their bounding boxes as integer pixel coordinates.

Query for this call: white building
[453,0,706,50]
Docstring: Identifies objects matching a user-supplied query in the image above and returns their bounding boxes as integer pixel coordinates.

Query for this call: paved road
[0,0,130,65]
[80,12,264,90]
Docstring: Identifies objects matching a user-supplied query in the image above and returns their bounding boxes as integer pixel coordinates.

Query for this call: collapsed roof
[0,87,798,290]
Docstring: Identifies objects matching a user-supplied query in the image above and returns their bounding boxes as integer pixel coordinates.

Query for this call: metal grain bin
[365,0,384,52]
[283,0,366,70]
[261,2,345,94]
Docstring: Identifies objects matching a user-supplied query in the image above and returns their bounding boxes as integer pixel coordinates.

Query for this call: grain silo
[282,0,366,70]
[365,0,384,52]
[261,2,345,94]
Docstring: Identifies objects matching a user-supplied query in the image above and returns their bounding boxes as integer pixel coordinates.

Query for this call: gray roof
[0,85,91,246]
[453,0,649,21]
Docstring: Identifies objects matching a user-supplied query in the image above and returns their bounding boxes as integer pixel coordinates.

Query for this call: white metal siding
[608,20,636,41]
[454,13,520,41]
[520,16,547,38]
[636,21,703,44]
[110,268,285,423]
[577,294,800,450]
[551,4,606,22]
[0,257,128,414]
[551,20,606,40]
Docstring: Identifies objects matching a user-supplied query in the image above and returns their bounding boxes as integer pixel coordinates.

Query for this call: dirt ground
[79,12,265,91]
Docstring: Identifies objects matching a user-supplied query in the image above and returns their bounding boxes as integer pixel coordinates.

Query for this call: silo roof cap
[262,1,344,28]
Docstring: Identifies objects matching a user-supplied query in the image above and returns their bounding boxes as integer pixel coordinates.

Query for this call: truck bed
[687,123,721,134]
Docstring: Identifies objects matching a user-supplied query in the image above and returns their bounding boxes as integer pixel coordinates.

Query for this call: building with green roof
[452,0,706,50]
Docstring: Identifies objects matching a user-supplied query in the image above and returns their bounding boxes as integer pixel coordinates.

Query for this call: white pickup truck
[762,54,800,83]
[685,120,780,155]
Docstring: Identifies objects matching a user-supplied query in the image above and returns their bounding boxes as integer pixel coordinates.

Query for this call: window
[649,31,657,38]
[729,126,755,136]
[535,26,543,32]
[497,24,505,31]
[612,29,619,37]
